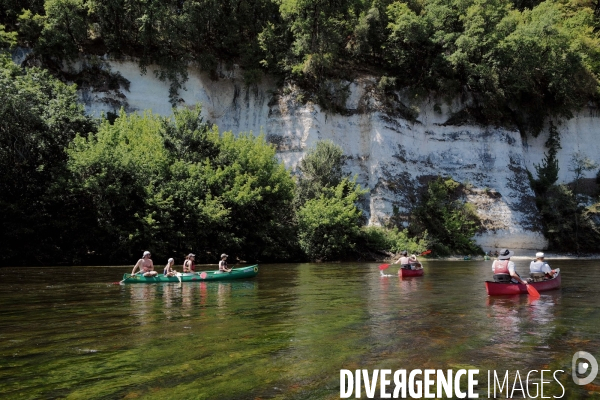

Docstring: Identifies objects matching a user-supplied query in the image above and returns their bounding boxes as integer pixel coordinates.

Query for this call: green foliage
[536,184,600,252]
[37,0,89,61]
[0,0,44,26]
[0,55,96,265]
[569,150,598,193]
[4,0,600,125]
[297,178,366,261]
[359,226,430,254]
[410,177,482,255]
[0,24,17,48]
[530,121,561,195]
[294,140,368,260]
[295,140,345,207]
[67,106,296,263]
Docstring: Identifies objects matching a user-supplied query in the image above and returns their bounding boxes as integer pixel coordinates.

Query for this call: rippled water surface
[1,260,599,399]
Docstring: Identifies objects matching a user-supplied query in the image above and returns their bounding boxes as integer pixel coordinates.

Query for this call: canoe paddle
[113,274,130,285]
[526,283,540,298]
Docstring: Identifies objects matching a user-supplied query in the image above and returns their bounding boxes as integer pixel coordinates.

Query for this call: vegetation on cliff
[1,0,599,131]
[528,123,600,253]
[0,49,477,264]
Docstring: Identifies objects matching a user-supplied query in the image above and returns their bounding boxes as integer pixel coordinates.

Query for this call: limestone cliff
[80,60,600,251]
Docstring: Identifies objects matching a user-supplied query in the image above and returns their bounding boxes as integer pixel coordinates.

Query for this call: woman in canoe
[491,248,528,285]
[216,253,232,274]
[131,251,158,277]
[164,258,177,276]
[182,253,196,273]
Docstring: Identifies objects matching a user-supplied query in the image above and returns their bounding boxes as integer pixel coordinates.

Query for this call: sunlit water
[1,260,599,399]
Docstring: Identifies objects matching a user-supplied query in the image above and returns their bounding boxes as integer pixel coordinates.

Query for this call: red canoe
[485,272,561,296]
[398,264,424,277]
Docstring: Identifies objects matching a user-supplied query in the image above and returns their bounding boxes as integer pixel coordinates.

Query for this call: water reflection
[129,284,158,323]
[1,262,599,399]
[217,282,231,309]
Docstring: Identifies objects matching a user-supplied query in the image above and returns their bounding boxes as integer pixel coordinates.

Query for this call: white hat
[498,249,514,260]
[221,253,228,258]
[168,258,174,263]
[143,251,151,257]
[536,252,544,258]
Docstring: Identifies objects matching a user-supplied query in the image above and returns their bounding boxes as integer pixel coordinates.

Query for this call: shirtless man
[131,251,158,277]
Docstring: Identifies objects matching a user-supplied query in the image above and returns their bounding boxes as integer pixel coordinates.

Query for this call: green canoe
[120,265,259,283]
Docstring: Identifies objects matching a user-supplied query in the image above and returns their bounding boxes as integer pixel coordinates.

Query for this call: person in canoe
[529,252,555,281]
[182,253,196,273]
[491,248,528,284]
[164,258,177,276]
[216,253,231,274]
[394,250,411,269]
[131,251,158,277]
[409,254,422,270]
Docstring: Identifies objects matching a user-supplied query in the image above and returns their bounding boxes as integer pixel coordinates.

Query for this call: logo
[572,351,598,385]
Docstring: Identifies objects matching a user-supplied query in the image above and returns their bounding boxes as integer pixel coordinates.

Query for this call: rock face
[81,60,600,251]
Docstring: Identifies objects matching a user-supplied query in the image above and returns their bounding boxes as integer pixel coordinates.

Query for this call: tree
[530,122,561,196]
[0,55,95,265]
[410,177,482,255]
[294,140,367,260]
[67,106,297,263]
[295,140,345,207]
[297,178,365,260]
[569,151,598,194]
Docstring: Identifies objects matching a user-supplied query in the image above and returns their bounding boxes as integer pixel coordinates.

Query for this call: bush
[297,178,365,261]
[359,226,429,255]
[409,176,482,255]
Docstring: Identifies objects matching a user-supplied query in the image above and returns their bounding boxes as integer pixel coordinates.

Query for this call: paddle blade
[378,264,390,271]
[527,284,540,298]
[421,250,432,256]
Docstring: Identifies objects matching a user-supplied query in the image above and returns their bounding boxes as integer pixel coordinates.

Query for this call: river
[0,260,599,399]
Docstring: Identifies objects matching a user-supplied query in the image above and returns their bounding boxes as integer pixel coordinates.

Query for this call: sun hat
[498,249,514,260]
[536,252,544,258]
[143,251,151,257]
[409,254,417,261]
[221,253,228,258]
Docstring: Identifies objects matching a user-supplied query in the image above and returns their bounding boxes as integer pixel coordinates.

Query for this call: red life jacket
[184,260,195,272]
[493,260,510,275]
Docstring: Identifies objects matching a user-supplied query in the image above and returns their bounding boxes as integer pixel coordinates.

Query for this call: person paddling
[394,250,411,269]
[131,251,158,277]
[216,253,231,274]
[491,248,527,284]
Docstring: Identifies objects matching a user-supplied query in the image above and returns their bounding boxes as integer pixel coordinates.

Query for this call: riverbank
[386,251,600,262]
[421,250,600,262]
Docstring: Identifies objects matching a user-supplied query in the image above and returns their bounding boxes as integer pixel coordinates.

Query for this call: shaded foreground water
[1,260,599,399]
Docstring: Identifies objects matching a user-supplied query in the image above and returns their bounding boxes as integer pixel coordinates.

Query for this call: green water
[0,261,599,399]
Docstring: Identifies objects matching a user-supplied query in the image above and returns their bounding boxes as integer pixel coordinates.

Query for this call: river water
[0,260,599,399]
